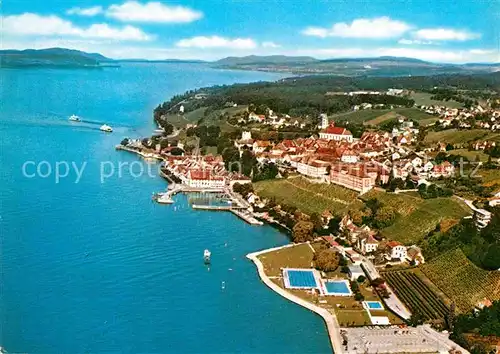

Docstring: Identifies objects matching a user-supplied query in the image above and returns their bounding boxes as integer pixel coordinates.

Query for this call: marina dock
[155,183,263,225]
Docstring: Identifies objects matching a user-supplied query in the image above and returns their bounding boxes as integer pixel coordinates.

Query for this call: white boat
[69,114,81,122]
[100,124,113,132]
[204,249,211,263]
[156,193,173,204]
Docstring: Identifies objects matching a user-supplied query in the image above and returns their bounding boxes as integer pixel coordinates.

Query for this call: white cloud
[398,38,434,45]
[302,17,411,39]
[176,36,257,49]
[302,27,329,38]
[414,28,480,41]
[106,1,202,23]
[66,6,103,16]
[262,41,281,48]
[2,13,153,41]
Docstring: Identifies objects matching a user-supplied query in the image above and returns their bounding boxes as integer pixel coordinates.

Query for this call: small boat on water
[153,192,173,204]
[100,124,113,132]
[204,249,211,264]
[69,114,81,122]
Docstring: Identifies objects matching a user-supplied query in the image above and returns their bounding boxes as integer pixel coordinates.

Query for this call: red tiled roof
[387,241,403,248]
[321,123,353,136]
[189,169,224,181]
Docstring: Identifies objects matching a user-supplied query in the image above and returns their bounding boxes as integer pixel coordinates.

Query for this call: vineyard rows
[384,271,449,321]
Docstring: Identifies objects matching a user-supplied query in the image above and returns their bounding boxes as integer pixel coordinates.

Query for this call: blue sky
[3,0,499,62]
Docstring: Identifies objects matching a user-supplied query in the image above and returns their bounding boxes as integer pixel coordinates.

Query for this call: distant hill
[215,55,318,66]
[212,55,500,76]
[116,58,206,64]
[0,48,115,68]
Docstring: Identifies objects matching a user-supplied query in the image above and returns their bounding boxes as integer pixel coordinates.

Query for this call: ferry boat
[100,124,113,132]
[203,249,211,264]
[69,114,81,122]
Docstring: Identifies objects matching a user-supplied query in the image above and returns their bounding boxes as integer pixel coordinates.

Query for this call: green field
[362,190,471,244]
[165,107,207,127]
[410,92,463,109]
[364,111,399,125]
[331,109,390,124]
[450,149,490,162]
[333,107,437,126]
[253,177,360,216]
[166,105,247,131]
[425,129,498,145]
[383,270,449,321]
[421,248,500,312]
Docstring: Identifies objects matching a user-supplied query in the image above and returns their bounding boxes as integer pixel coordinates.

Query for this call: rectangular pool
[323,280,352,296]
[283,269,319,289]
[364,301,384,310]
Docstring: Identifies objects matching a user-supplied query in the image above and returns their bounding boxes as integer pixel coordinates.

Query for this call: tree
[120,138,129,146]
[241,150,257,177]
[374,205,396,228]
[292,221,314,243]
[357,275,366,283]
[408,309,425,327]
[314,249,340,272]
[354,293,365,301]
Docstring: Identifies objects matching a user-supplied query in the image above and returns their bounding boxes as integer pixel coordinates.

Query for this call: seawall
[246,245,344,354]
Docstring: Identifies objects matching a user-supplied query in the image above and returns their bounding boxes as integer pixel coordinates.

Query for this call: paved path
[247,244,344,354]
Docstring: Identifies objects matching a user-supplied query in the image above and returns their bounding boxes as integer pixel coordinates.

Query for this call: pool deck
[247,244,344,354]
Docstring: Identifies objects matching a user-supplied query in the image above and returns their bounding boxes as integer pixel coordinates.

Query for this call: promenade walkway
[247,245,344,354]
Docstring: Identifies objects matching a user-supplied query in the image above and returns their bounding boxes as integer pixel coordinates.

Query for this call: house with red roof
[319,123,353,142]
[431,161,455,178]
[386,241,407,261]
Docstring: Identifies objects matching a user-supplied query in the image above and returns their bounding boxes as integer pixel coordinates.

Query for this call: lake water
[0,63,332,353]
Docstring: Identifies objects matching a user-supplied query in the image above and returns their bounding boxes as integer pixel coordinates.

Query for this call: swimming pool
[283,269,319,289]
[323,280,352,296]
[364,301,384,310]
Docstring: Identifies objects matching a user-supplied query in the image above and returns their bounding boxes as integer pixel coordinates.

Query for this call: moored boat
[69,114,81,122]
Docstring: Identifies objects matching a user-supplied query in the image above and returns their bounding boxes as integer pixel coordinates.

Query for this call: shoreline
[246,244,344,354]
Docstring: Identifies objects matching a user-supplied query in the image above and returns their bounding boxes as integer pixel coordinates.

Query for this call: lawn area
[253,177,359,216]
[425,129,494,145]
[257,243,314,277]
[362,190,470,244]
[421,248,500,312]
[410,92,463,109]
[333,107,437,126]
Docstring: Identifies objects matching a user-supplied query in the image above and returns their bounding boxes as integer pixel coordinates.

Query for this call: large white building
[319,123,353,142]
[296,159,330,180]
[187,169,225,188]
